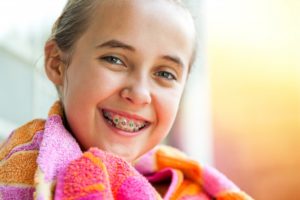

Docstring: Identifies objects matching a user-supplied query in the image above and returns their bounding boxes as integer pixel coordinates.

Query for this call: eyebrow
[96,39,135,51]
[96,39,184,69]
[161,55,184,69]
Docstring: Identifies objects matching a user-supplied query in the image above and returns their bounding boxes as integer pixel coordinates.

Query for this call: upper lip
[101,108,151,123]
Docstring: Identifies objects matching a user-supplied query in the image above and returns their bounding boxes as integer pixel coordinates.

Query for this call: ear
[44,40,65,86]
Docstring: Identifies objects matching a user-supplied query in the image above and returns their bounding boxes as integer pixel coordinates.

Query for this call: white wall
[169,0,213,164]
[0,0,66,139]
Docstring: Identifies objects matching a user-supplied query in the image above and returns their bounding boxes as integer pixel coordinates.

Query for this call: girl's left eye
[154,71,177,81]
[101,56,124,65]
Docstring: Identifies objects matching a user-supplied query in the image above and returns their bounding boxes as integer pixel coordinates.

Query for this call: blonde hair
[49,0,98,64]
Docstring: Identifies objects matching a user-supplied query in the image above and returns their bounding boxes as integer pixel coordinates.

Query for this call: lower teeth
[115,121,140,132]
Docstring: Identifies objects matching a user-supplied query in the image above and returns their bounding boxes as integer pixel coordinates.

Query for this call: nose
[120,78,152,106]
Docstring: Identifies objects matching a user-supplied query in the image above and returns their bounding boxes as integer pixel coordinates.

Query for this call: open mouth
[102,109,150,133]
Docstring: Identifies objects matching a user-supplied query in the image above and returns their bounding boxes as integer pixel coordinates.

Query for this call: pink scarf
[0,102,253,199]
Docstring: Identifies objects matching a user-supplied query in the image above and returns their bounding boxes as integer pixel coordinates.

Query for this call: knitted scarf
[0,102,253,200]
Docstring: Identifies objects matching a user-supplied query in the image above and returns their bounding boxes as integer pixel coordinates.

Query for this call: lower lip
[101,111,147,137]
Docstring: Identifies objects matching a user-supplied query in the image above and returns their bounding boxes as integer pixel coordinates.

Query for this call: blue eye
[155,71,177,80]
[101,56,123,65]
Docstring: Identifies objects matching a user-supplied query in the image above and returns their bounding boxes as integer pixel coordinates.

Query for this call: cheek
[63,66,121,102]
[155,89,183,131]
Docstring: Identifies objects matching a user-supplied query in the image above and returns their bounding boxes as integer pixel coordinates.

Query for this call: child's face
[59,0,195,162]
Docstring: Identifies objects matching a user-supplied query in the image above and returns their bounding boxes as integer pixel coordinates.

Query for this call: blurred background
[0,0,299,199]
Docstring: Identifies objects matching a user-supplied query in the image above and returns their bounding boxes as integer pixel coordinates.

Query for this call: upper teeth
[103,110,147,132]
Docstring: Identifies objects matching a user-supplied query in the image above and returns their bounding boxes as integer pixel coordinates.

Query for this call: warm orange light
[207,0,300,199]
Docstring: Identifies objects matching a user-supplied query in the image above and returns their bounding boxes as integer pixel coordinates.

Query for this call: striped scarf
[0,102,253,200]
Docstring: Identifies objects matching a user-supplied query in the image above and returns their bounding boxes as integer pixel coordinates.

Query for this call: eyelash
[100,56,177,81]
[154,71,177,81]
[101,56,124,65]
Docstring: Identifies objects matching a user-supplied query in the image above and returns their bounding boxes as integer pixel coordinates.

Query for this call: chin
[101,145,140,163]
[115,152,137,164]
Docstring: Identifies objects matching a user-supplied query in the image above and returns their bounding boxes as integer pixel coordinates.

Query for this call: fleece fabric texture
[0,102,253,200]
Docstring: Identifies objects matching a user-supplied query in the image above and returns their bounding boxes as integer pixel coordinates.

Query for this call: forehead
[92,0,194,31]
[78,0,195,65]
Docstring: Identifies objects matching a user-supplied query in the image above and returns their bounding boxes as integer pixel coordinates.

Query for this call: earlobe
[44,40,65,86]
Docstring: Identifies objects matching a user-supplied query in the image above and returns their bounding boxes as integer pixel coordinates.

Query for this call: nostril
[125,97,133,103]
[120,86,151,105]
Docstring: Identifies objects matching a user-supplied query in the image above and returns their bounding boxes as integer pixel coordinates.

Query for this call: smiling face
[46,0,195,162]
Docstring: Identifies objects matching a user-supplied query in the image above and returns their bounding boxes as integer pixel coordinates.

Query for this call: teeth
[104,111,111,118]
[113,115,120,125]
[129,121,134,128]
[103,111,148,132]
[120,118,127,126]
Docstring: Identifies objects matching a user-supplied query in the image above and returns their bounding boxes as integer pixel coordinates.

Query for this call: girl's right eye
[101,56,124,65]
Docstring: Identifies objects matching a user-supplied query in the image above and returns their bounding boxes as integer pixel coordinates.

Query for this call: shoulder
[0,119,46,198]
[136,145,254,199]
[0,119,45,160]
[135,145,202,180]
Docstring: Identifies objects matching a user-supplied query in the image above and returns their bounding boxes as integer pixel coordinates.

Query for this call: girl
[0,0,253,199]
